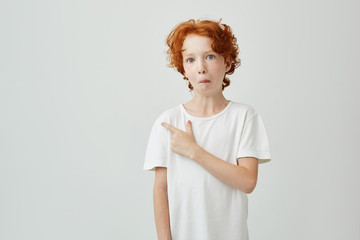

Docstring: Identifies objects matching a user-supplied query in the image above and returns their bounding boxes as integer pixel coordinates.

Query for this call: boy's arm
[153,167,172,240]
[161,121,258,194]
[190,147,258,194]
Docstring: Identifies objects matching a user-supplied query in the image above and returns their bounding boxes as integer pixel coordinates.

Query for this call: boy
[144,19,271,240]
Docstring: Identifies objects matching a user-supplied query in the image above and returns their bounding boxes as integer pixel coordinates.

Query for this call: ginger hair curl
[166,19,241,91]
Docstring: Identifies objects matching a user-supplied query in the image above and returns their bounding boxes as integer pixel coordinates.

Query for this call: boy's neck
[183,94,229,117]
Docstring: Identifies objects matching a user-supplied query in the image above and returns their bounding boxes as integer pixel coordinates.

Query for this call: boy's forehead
[182,36,214,56]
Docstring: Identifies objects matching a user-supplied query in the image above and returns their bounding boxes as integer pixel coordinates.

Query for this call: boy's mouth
[199,80,211,83]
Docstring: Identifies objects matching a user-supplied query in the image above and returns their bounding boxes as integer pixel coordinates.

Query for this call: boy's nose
[197,61,207,74]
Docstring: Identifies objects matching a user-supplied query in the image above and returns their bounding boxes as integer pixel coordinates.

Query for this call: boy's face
[182,34,231,94]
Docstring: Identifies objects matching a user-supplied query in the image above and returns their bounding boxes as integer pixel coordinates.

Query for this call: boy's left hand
[161,120,198,159]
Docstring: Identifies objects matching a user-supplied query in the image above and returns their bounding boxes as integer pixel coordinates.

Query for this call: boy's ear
[225,57,231,72]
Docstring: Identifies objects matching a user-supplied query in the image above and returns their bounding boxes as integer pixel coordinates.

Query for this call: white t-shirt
[144,100,271,240]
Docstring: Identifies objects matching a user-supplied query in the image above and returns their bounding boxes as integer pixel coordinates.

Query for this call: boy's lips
[199,80,211,83]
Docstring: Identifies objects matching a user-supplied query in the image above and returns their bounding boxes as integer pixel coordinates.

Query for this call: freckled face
[182,34,231,94]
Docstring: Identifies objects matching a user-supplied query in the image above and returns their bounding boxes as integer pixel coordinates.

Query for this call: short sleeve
[236,113,272,164]
[143,114,169,171]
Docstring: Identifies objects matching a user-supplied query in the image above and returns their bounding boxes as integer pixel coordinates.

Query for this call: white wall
[0,0,359,239]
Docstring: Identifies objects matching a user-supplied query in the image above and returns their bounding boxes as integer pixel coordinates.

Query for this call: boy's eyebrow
[182,49,215,57]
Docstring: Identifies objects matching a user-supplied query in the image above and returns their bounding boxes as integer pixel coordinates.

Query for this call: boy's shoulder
[153,104,182,123]
[228,100,259,120]
[230,100,255,111]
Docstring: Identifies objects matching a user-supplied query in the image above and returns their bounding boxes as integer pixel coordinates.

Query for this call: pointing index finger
[161,122,178,133]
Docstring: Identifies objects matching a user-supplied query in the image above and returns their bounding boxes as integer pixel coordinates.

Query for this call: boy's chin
[194,86,223,96]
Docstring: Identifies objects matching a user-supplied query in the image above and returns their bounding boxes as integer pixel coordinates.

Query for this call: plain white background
[1,0,359,239]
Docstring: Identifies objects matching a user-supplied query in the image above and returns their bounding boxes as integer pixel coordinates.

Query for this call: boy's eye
[186,58,195,63]
[207,55,215,60]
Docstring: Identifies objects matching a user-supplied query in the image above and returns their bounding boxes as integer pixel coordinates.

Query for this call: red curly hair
[166,19,241,91]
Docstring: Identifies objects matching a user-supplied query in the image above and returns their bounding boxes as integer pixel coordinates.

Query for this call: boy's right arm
[153,167,171,240]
